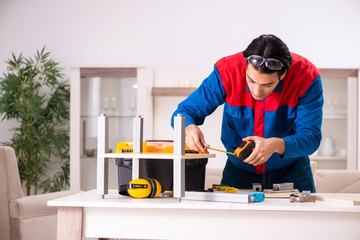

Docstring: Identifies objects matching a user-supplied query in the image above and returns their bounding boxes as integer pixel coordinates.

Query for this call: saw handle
[234,140,255,160]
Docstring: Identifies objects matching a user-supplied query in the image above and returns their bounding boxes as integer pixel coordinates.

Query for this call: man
[171,34,323,192]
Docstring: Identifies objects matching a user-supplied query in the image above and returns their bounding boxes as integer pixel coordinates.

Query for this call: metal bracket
[290,191,316,202]
[97,114,109,198]
[173,114,185,199]
[132,116,143,180]
[252,183,262,192]
[273,183,294,191]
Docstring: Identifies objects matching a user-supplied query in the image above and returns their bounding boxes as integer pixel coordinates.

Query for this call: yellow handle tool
[206,147,236,156]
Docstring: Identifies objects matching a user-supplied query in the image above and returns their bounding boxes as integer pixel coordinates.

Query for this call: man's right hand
[185,124,209,152]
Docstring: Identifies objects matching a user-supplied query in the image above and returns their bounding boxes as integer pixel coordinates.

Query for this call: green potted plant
[0,47,70,195]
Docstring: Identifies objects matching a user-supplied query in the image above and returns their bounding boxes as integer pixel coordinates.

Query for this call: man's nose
[253,84,262,95]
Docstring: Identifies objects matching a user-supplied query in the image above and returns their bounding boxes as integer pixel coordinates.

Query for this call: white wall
[1,0,360,71]
[1,0,360,146]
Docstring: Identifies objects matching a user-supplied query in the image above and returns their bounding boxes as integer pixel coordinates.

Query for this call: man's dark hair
[243,34,292,76]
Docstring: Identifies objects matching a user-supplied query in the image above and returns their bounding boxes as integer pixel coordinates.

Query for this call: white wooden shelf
[98,152,215,159]
[81,115,136,118]
[310,156,347,161]
[323,115,347,120]
[151,87,197,96]
[96,115,216,199]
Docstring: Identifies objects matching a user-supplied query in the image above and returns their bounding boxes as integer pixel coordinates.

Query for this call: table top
[48,189,360,213]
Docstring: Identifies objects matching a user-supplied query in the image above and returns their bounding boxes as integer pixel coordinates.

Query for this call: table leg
[57,207,83,240]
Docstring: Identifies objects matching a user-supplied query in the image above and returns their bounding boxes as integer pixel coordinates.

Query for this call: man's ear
[280,70,287,80]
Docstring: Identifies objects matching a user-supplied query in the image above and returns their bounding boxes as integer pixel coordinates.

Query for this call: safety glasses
[247,55,284,71]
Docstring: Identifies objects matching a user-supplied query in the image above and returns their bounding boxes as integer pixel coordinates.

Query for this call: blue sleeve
[171,66,226,128]
[282,76,323,158]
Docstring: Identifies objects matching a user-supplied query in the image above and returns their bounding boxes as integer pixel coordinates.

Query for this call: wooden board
[263,189,300,198]
[316,194,360,206]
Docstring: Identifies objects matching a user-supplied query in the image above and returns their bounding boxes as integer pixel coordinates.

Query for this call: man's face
[245,64,285,101]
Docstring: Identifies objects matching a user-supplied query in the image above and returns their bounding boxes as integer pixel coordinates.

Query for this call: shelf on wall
[80,115,136,118]
[310,156,347,161]
[152,87,197,96]
[80,67,138,78]
[318,68,358,78]
[323,115,347,120]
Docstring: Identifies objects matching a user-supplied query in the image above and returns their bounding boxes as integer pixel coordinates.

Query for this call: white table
[48,190,360,240]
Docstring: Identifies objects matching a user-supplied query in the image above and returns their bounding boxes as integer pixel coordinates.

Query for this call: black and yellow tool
[119,178,162,198]
[234,140,255,160]
[212,184,241,193]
